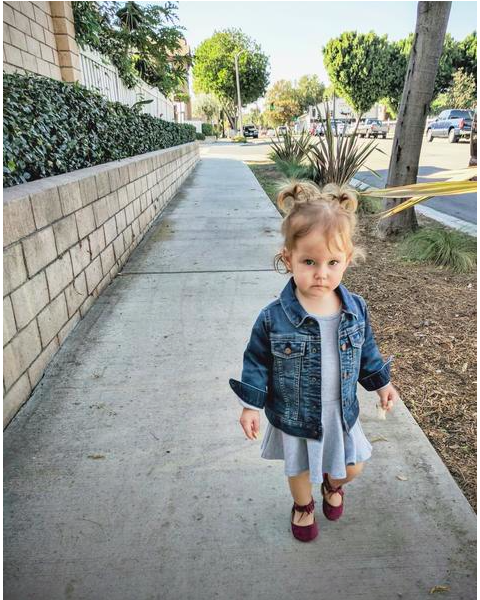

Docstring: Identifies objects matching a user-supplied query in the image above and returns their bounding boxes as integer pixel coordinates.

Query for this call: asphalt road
[202,135,476,225]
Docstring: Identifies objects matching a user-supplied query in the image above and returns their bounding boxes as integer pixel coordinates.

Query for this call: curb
[350,176,477,238]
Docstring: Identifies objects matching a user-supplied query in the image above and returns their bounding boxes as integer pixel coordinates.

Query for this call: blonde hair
[273,180,366,273]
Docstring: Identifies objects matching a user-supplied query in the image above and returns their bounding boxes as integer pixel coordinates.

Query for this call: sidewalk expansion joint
[118,269,276,275]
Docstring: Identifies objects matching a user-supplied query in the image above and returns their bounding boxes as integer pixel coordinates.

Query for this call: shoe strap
[323,474,343,493]
[293,497,315,515]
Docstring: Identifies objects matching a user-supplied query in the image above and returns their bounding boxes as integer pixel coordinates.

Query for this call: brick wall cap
[3,142,198,202]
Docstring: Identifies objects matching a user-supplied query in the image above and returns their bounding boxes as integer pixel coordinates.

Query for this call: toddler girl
[229,181,400,542]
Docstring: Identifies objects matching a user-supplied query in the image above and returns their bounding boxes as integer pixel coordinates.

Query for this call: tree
[72,1,191,97]
[323,31,391,114]
[433,33,463,95]
[425,67,476,115]
[264,80,302,127]
[296,75,325,113]
[192,29,270,128]
[323,85,335,101]
[243,107,261,126]
[378,1,452,239]
[469,112,477,167]
[381,32,475,116]
[192,93,221,123]
[442,69,477,109]
[457,31,477,80]
[381,35,414,115]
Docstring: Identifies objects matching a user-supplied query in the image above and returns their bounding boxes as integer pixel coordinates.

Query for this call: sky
[175,0,477,102]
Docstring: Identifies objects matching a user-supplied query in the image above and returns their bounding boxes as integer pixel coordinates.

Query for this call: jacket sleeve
[229,309,271,410]
[357,300,394,392]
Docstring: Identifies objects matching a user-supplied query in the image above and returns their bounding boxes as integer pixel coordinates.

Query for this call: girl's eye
[304,259,338,266]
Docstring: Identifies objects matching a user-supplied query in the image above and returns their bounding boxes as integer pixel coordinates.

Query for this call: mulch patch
[248,162,477,512]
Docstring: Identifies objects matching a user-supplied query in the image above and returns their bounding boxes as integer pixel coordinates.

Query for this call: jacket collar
[280,276,359,327]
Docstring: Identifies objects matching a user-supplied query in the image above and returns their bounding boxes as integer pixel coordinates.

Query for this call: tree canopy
[192,29,269,126]
[264,80,302,127]
[457,31,477,80]
[72,1,191,97]
[296,75,325,113]
[323,31,391,114]
[323,29,476,117]
[192,93,221,122]
[431,68,477,113]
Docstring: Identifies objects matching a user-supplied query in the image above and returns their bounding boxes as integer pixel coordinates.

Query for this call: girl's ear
[282,248,292,272]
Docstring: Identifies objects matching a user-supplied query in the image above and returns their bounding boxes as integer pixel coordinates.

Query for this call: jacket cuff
[229,378,267,409]
[238,398,261,411]
[358,355,394,391]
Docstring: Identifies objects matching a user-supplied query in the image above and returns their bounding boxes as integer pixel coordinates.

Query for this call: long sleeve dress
[238,308,378,483]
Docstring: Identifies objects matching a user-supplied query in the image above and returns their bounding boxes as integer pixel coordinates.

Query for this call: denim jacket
[229,276,393,441]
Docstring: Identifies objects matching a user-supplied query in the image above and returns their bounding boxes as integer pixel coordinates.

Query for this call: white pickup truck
[357,118,388,139]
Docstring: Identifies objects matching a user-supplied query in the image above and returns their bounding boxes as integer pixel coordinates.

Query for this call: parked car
[357,118,388,139]
[277,125,288,135]
[315,123,325,136]
[330,119,351,136]
[426,109,473,143]
[243,125,259,138]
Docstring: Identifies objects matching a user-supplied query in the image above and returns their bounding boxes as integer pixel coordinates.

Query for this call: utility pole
[234,50,246,135]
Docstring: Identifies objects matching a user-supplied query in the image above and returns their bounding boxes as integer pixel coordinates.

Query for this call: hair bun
[321,183,358,213]
[276,180,321,213]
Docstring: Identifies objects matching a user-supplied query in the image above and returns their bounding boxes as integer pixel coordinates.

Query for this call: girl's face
[282,227,351,300]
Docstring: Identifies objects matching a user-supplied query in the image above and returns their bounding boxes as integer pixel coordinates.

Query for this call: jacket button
[310,376,317,382]
[341,343,347,351]
[312,348,317,353]
[284,347,292,355]
[343,372,349,379]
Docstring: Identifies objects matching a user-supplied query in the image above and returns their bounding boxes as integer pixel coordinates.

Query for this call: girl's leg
[288,470,315,526]
[324,462,365,507]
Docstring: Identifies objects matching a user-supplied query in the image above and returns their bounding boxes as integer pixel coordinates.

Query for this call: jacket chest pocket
[348,330,364,348]
[271,340,306,419]
[271,340,306,360]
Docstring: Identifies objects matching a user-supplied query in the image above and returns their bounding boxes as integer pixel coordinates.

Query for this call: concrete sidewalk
[4,157,476,600]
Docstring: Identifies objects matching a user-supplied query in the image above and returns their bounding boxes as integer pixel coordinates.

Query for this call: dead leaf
[370,435,389,443]
[429,584,450,594]
[396,474,408,481]
[88,454,105,460]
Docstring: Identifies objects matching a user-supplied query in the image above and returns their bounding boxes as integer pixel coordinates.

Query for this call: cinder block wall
[3,142,199,426]
[3,1,81,82]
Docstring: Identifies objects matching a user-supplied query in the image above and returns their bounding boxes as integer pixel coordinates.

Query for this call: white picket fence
[79,46,175,122]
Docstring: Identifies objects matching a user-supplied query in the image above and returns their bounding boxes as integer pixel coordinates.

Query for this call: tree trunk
[222,102,236,130]
[469,111,477,168]
[377,1,452,239]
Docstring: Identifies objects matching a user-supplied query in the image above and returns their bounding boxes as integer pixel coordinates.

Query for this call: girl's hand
[376,383,400,412]
[239,408,260,440]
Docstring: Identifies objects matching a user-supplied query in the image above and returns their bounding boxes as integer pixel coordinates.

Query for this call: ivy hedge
[3,73,196,188]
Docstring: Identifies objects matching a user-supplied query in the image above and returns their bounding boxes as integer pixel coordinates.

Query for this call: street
[201,135,476,225]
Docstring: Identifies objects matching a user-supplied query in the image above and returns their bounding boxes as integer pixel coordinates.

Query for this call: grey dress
[238,308,374,483]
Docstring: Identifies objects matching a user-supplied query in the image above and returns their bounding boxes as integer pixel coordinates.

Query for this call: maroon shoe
[321,472,345,521]
[291,497,318,542]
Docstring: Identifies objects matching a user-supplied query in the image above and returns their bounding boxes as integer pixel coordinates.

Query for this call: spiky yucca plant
[307,111,384,186]
[268,128,313,179]
[269,129,312,163]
